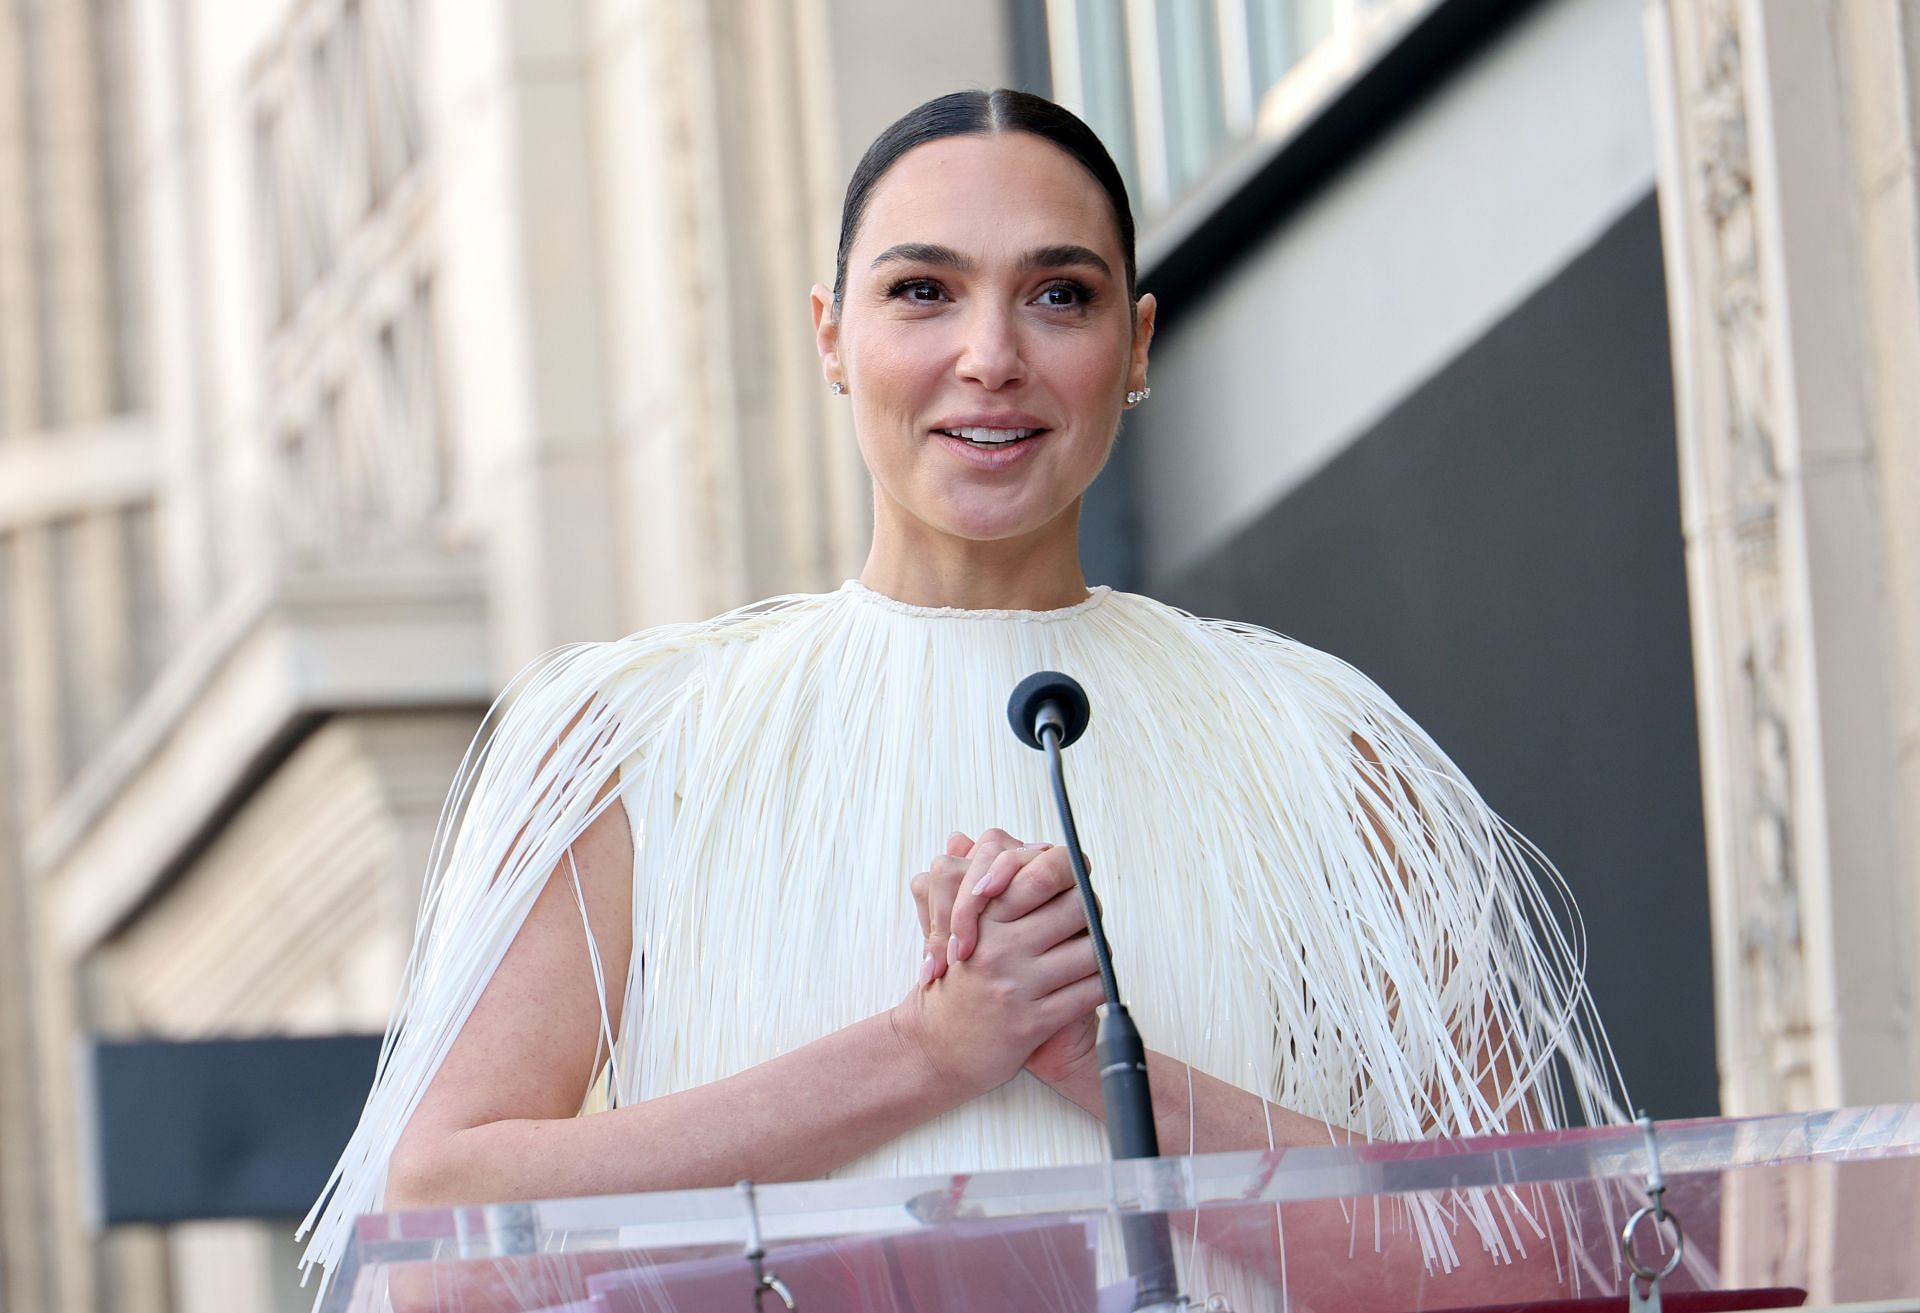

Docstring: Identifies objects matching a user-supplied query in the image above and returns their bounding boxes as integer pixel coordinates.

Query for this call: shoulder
[616,587,842,657]
[1101,591,1447,763]
[1106,592,1387,698]
[531,589,842,681]
[485,590,845,745]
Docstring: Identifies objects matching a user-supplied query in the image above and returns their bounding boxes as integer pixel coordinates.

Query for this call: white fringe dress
[300,579,1624,1298]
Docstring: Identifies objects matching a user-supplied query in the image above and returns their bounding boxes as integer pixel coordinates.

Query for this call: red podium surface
[318,1104,1920,1312]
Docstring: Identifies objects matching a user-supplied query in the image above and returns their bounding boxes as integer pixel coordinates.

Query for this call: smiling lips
[927,407,1053,471]
[934,425,1045,446]
[929,423,1051,470]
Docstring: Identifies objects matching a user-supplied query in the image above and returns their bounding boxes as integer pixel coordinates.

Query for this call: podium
[319,1103,1920,1312]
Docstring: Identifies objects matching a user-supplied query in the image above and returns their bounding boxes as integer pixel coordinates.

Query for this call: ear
[1128,292,1157,393]
[811,283,843,389]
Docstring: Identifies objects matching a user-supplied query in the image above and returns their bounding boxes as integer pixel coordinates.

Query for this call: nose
[954,302,1026,390]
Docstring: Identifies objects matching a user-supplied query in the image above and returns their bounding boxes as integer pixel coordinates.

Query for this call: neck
[859,504,1090,612]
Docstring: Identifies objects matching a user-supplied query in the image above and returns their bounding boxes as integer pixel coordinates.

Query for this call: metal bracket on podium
[454,1202,534,1258]
[737,1180,796,1311]
[1622,1113,1684,1313]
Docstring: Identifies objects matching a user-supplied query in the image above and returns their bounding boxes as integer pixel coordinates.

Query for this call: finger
[950,843,1050,963]
[910,870,931,937]
[923,853,971,980]
[983,846,1085,922]
[950,831,1019,963]
[973,826,1018,853]
[984,889,1093,964]
[908,875,941,987]
[1028,930,1101,996]
[945,832,974,859]
[974,843,1049,901]
[1032,973,1108,1033]
[1022,889,1094,953]
[929,853,971,882]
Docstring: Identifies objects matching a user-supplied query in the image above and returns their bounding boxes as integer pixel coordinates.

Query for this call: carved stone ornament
[1690,0,1813,1100]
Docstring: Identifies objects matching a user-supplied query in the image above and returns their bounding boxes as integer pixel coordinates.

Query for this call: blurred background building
[0,0,1914,1309]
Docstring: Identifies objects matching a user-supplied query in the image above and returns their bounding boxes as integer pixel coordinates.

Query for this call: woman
[301,89,1622,1299]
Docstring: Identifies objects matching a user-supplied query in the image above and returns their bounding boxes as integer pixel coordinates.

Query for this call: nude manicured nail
[971,871,995,894]
[948,933,960,963]
[918,953,936,986]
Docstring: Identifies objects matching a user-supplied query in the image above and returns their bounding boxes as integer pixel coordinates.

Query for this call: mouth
[931,426,1047,448]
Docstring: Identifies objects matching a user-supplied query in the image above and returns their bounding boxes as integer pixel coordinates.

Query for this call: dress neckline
[839,578,1113,622]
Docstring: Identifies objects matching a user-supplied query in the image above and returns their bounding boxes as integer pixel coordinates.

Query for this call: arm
[1005,730,1539,1148]
[938,835,1570,1304]
[387,804,1104,1209]
[1036,1045,1352,1154]
[932,834,1357,1154]
[1351,730,1547,1136]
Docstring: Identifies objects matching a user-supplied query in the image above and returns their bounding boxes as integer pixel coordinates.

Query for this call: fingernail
[947,933,960,963]
[1017,844,1045,855]
[918,953,936,986]
[971,871,995,894]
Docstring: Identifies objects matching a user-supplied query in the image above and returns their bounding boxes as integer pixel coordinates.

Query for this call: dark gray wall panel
[1156,193,1717,1119]
[87,1034,380,1224]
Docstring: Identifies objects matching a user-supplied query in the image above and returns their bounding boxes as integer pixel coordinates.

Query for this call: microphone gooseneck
[1040,723,1123,1009]
[1007,671,1180,1311]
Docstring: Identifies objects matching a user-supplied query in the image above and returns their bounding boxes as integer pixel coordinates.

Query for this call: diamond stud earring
[829,381,847,396]
[1126,387,1151,405]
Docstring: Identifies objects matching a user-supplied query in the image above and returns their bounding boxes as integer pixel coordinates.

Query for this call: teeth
[942,427,1040,444]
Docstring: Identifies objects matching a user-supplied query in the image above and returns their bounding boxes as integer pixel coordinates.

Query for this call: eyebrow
[868,242,1113,279]
[1018,244,1112,277]
[870,242,975,272]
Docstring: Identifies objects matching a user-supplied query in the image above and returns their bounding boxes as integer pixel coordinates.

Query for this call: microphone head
[1007,671,1092,750]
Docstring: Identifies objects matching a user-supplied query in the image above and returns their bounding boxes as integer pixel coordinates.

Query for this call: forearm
[1045,1047,1361,1155]
[390,1007,951,1208]
[1112,1043,1565,1295]
[1045,1052,1575,1303]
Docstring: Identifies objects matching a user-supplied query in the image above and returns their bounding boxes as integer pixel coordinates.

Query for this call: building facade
[1075,0,1721,1119]
[1,1,1916,1310]
[0,1,1009,1308]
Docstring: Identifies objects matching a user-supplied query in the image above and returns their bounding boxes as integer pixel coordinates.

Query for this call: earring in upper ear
[1126,387,1151,406]
[829,381,847,396]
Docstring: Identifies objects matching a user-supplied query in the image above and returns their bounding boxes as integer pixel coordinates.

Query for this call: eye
[885,277,949,304]
[1033,280,1095,310]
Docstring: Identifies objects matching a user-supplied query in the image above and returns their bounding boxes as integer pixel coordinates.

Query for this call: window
[248,0,444,566]
[1048,0,1350,215]
[250,0,424,327]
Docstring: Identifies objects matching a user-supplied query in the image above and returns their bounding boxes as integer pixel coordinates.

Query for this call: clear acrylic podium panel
[321,1104,1920,1313]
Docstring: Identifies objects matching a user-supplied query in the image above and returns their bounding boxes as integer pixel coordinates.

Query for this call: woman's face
[815,132,1154,552]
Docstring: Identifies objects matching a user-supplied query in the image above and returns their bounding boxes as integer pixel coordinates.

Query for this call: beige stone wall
[0,0,157,1305]
[0,0,1017,1309]
[0,0,1912,1308]
[94,712,476,1039]
[1645,0,1920,1116]
[1845,0,1920,1103]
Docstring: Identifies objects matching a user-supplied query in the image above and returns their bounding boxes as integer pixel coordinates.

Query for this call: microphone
[1007,672,1180,1310]
[1007,671,1091,750]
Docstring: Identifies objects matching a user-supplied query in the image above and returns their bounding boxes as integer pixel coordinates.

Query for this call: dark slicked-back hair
[831,89,1137,314]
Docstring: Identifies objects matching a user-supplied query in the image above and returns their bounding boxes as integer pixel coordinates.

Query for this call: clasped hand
[893,829,1103,1098]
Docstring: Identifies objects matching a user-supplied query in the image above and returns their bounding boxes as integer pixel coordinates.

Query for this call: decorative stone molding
[1703,0,1815,1107]
[1647,0,1808,1115]
[1646,0,1918,1116]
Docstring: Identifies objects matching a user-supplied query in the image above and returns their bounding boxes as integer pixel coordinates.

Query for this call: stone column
[1643,0,1920,1119]
[0,564,58,1313]
[585,0,1019,633]
[0,6,42,434]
